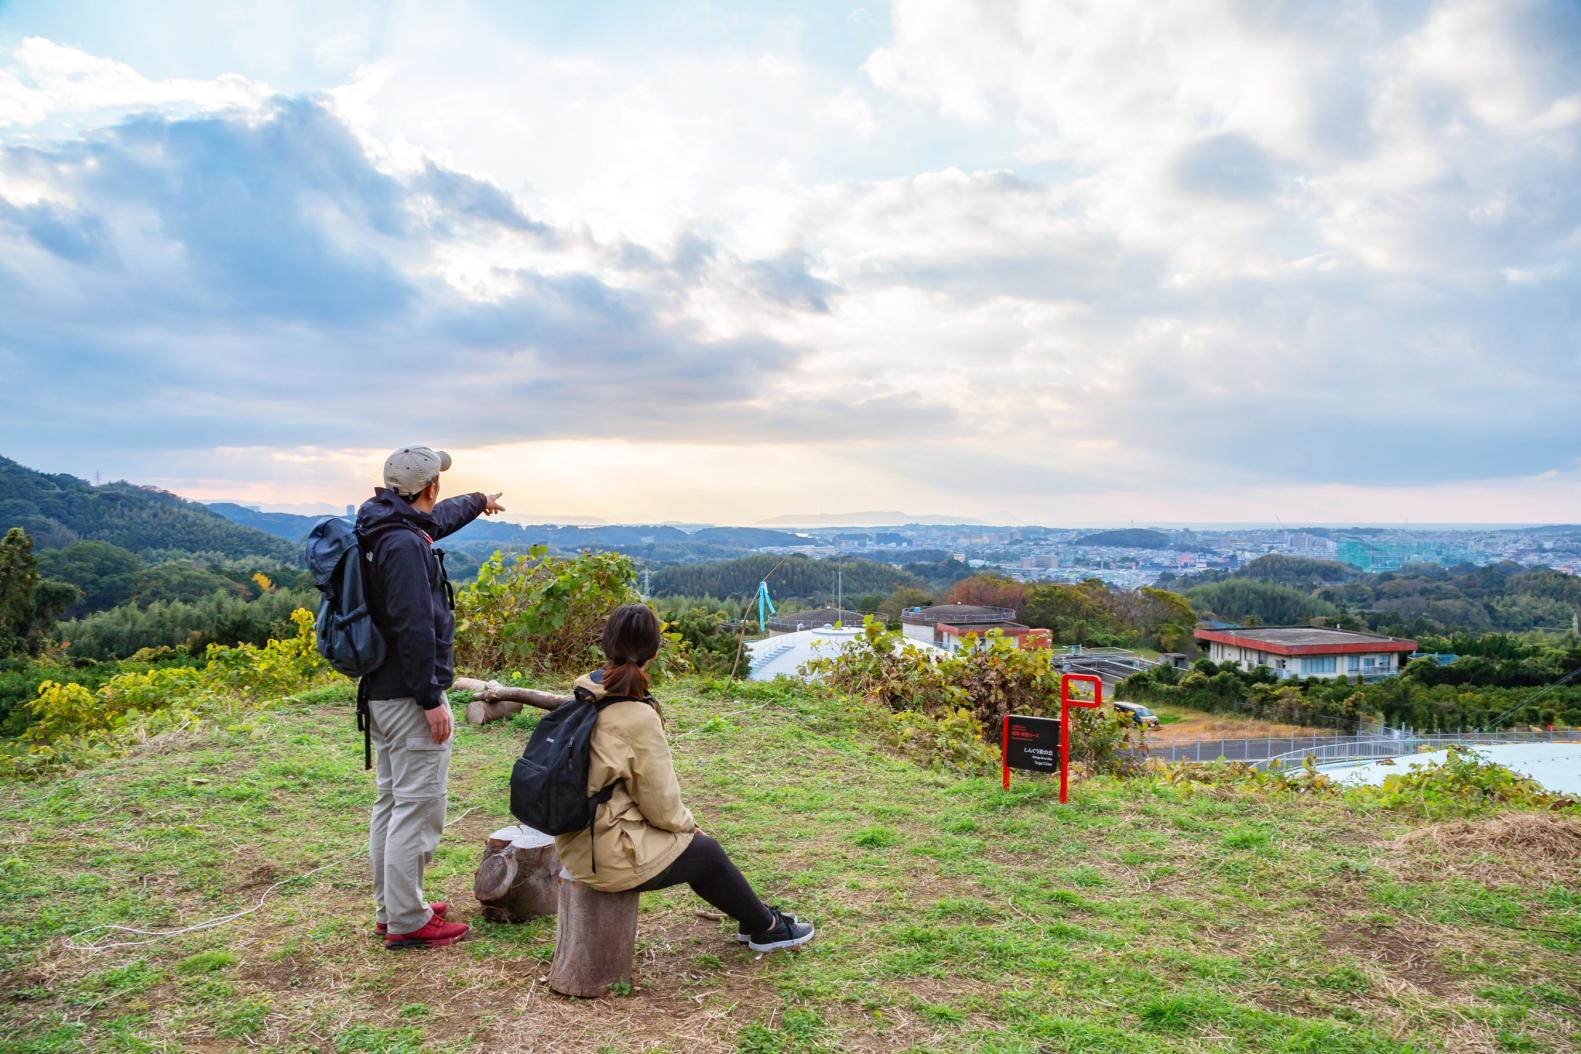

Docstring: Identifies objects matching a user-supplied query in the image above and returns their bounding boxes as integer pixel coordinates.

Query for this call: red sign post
[999,672,1104,804]
[1058,673,1102,803]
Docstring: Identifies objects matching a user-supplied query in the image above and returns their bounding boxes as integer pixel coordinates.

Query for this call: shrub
[1369,747,1577,817]
[883,708,1000,775]
[807,619,1135,776]
[3,608,330,778]
[455,546,641,676]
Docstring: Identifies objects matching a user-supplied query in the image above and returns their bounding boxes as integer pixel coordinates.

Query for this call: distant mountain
[207,503,325,542]
[0,456,295,561]
[1073,528,1173,549]
[759,511,978,527]
[687,526,810,548]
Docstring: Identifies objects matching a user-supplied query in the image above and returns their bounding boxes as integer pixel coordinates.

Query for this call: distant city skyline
[2,2,1578,522]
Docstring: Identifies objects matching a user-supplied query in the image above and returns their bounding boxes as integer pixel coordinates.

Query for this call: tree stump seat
[473,827,561,923]
[547,867,640,998]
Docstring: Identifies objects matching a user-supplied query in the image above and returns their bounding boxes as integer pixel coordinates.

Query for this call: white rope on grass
[66,860,346,951]
[66,806,483,951]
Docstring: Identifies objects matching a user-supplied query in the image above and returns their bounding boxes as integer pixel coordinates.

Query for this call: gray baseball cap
[383,446,452,497]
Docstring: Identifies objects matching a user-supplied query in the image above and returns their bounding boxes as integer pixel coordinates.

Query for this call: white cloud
[0,37,269,131]
[2,3,1578,523]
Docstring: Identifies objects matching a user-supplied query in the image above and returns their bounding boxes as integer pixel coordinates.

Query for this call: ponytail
[602,657,650,699]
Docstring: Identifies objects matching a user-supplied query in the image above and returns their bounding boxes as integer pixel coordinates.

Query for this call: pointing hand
[483,492,506,515]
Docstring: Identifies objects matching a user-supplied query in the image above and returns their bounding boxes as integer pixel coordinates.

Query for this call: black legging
[632,834,775,932]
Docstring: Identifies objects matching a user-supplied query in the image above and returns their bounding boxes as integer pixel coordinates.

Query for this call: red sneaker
[374,902,449,938]
[385,913,468,950]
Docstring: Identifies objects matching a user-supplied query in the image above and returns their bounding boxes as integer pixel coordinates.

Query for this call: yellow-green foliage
[1145,756,1340,797]
[882,707,1001,775]
[4,608,328,778]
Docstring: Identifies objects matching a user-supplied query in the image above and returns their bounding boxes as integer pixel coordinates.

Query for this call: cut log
[548,868,639,998]
[473,827,561,923]
[452,677,573,725]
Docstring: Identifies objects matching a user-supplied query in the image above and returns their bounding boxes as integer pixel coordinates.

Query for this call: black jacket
[356,487,486,709]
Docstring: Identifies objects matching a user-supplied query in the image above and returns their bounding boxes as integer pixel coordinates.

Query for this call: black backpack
[510,687,637,869]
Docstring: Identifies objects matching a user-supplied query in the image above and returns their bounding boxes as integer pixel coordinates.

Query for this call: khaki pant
[368,695,451,935]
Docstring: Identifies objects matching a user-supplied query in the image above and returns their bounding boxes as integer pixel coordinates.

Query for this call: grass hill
[2,677,1576,1052]
[0,457,293,562]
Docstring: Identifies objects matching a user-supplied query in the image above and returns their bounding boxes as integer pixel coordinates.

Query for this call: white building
[1193,626,1418,680]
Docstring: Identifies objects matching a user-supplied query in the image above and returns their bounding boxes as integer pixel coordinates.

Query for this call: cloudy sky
[1,1,1577,524]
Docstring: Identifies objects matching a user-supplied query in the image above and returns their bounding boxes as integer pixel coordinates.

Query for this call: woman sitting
[555,603,814,952]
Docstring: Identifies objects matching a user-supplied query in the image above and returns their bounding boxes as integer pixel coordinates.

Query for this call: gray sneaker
[747,908,815,952]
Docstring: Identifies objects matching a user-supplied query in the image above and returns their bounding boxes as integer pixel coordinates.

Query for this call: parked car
[1112,701,1161,728]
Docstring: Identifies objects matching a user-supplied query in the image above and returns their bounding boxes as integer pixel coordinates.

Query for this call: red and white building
[1193,626,1418,680]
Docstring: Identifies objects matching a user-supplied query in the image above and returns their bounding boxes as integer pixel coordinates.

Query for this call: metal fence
[1253,728,1581,771]
[1140,727,1581,768]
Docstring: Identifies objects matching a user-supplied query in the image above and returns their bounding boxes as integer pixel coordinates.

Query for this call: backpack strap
[356,678,373,770]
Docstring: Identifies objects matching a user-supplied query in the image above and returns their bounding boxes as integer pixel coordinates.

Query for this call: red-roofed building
[1194,626,1418,680]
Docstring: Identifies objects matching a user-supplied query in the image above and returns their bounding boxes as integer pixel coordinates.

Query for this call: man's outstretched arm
[429,492,503,539]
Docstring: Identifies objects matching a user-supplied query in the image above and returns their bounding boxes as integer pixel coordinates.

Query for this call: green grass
[1,675,1577,1052]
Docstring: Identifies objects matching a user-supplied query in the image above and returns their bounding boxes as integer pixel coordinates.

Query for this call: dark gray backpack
[306,517,394,678]
[307,517,417,769]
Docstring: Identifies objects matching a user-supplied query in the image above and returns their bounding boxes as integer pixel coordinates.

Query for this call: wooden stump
[473,828,561,923]
[547,868,639,998]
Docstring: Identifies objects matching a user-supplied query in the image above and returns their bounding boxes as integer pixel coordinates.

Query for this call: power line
[1488,663,1581,729]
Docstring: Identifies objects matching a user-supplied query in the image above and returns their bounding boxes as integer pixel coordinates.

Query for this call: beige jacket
[554,671,695,891]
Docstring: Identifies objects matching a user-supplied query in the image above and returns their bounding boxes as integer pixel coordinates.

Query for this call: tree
[877,586,935,625]
[941,574,1029,618]
[1023,580,1118,645]
[36,540,143,613]
[0,527,80,656]
[130,562,249,606]
[1186,579,1338,626]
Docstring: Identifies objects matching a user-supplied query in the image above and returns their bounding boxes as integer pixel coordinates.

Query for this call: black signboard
[1003,714,1060,774]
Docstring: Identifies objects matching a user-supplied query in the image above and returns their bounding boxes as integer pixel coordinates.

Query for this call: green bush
[1369,747,1577,817]
[807,619,1134,776]
[653,599,743,677]
[454,546,642,676]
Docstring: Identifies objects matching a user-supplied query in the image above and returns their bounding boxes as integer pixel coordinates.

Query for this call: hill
[204,506,807,555]
[2,678,1575,1051]
[685,526,809,548]
[650,552,918,599]
[0,456,294,561]
[205,502,325,542]
[1074,527,1173,549]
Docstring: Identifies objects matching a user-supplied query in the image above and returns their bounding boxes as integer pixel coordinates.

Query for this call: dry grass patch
[1387,813,1581,885]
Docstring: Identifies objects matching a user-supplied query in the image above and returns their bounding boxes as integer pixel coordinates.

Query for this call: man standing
[358,446,504,950]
